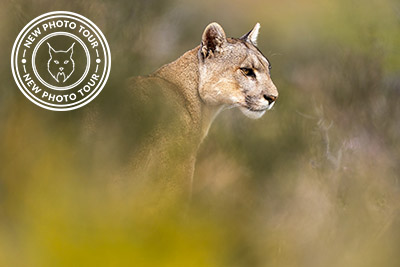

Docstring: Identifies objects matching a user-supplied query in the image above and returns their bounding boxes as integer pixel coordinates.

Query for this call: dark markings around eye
[238,38,272,76]
[240,67,256,78]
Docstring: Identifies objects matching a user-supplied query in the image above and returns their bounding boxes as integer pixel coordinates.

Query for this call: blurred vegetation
[1,0,400,266]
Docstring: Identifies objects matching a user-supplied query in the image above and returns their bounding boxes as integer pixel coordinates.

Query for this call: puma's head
[198,22,278,119]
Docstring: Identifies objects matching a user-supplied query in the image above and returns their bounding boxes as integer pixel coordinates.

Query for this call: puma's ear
[201,22,227,58]
[240,23,260,46]
[47,42,55,57]
[67,42,75,57]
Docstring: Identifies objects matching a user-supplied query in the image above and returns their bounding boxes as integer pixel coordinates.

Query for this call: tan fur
[126,22,278,201]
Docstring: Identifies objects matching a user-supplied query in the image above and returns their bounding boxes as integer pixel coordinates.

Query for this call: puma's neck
[152,46,222,141]
[154,46,200,97]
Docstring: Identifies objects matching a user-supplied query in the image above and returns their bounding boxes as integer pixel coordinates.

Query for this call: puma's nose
[263,94,277,104]
[59,67,64,71]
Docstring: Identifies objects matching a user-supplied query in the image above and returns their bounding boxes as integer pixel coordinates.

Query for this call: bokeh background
[1,0,400,266]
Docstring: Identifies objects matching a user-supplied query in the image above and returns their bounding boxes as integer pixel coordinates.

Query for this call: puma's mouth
[239,106,266,119]
[265,101,275,111]
[242,101,275,112]
[239,101,275,119]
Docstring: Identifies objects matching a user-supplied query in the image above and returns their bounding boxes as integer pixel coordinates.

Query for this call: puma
[123,22,278,202]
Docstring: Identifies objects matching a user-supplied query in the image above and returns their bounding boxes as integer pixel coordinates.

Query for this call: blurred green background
[1,0,400,266]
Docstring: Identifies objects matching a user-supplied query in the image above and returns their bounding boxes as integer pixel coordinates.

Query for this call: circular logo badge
[11,11,111,111]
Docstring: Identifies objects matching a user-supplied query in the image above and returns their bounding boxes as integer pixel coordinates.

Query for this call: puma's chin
[239,100,276,119]
[239,106,266,119]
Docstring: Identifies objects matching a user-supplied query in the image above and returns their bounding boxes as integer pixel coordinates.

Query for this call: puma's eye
[240,68,256,78]
[64,60,69,64]
[54,60,59,64]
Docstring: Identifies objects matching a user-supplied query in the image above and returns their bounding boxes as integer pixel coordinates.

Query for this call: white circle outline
[12,13,109,110]
[11,11,111,111]
[13,13,109,109]
[32,32,91,91]
[13,15,108,108]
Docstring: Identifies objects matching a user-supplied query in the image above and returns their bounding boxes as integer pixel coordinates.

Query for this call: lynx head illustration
[47,42,75,83]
